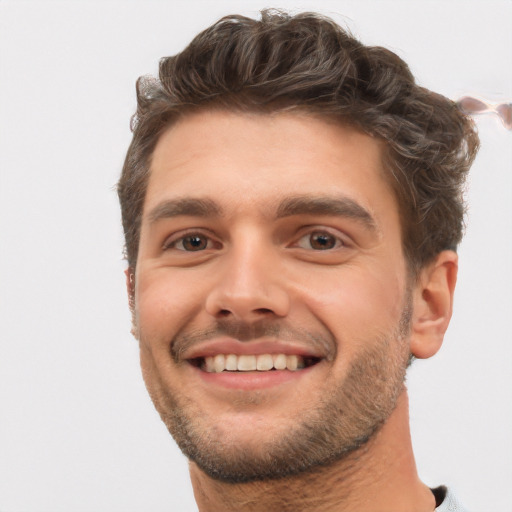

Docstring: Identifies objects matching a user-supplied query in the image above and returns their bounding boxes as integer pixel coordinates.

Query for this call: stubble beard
[141,301,412,484]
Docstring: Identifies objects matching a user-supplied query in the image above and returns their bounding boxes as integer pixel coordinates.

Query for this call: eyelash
[162,230,220,252]
[162,228,349,253]
[293,229,348,251]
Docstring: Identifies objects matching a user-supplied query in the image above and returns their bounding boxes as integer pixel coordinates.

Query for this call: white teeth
[225,354,238,371]
[213,354,225,373]
[201,353,309,373]
[238,355,257,371]
[204,356,215,373]
[256,354,274,371]
[286,355,298,371]
[273,354,287,370]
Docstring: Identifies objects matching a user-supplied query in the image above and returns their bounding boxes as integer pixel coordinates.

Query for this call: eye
[296,230,344,250]
[164,233,216,252]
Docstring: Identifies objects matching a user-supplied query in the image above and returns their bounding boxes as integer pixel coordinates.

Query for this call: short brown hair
[118,9,479,274]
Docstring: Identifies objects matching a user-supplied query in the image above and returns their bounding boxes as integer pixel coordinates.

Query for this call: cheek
[296,263,407,347]
[135,269,207,344]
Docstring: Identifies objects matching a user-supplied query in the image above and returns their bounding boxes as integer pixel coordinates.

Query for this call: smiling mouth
[188,354,322,373]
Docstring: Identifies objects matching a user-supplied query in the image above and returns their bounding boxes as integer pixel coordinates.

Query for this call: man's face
[132,110,413,482]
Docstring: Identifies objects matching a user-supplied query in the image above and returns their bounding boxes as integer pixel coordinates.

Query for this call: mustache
[170,318,337,364]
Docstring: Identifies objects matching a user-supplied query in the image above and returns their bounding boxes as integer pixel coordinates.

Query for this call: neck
[189,390,436,512]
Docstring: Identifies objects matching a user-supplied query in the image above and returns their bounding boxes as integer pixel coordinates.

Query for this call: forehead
[145,110,395,222]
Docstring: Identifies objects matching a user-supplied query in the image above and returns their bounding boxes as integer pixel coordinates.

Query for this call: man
[118,10,479,512]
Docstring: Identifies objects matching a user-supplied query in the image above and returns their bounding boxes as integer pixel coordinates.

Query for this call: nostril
[217,308,273,317]
[205,285,290,320]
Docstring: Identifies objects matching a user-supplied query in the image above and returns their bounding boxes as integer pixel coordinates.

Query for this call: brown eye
[181,235,208,251]
[310,232,336,250]
[296,230,342,250]
[165,233,213,252]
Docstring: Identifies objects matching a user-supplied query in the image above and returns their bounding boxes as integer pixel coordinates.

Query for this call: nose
[204,239,290,322]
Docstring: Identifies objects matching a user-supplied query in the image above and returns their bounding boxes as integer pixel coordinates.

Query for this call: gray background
[1,1,511,510]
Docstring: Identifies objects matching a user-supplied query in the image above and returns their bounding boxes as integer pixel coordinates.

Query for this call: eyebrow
[146,195,377,232]
[147,198,222,224]
[276,195,377,232]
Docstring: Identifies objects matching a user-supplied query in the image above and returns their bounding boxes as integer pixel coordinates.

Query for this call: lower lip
[192,364,316,391]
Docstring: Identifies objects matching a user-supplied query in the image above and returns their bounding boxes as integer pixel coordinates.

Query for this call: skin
[128,110,458,511]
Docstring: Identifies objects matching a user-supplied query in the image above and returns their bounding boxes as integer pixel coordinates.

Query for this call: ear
[409,251,458,359]
[124,267,138,338]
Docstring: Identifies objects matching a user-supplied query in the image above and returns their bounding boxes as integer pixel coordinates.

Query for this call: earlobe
[410,251,458,359]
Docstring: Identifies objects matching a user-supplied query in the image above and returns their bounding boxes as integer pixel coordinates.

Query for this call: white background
[0,1,511,511]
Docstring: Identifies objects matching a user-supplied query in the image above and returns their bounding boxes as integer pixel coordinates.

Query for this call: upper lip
[182,337,325,360]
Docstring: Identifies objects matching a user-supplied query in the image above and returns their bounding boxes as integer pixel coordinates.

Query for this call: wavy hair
[118,9,479,274]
